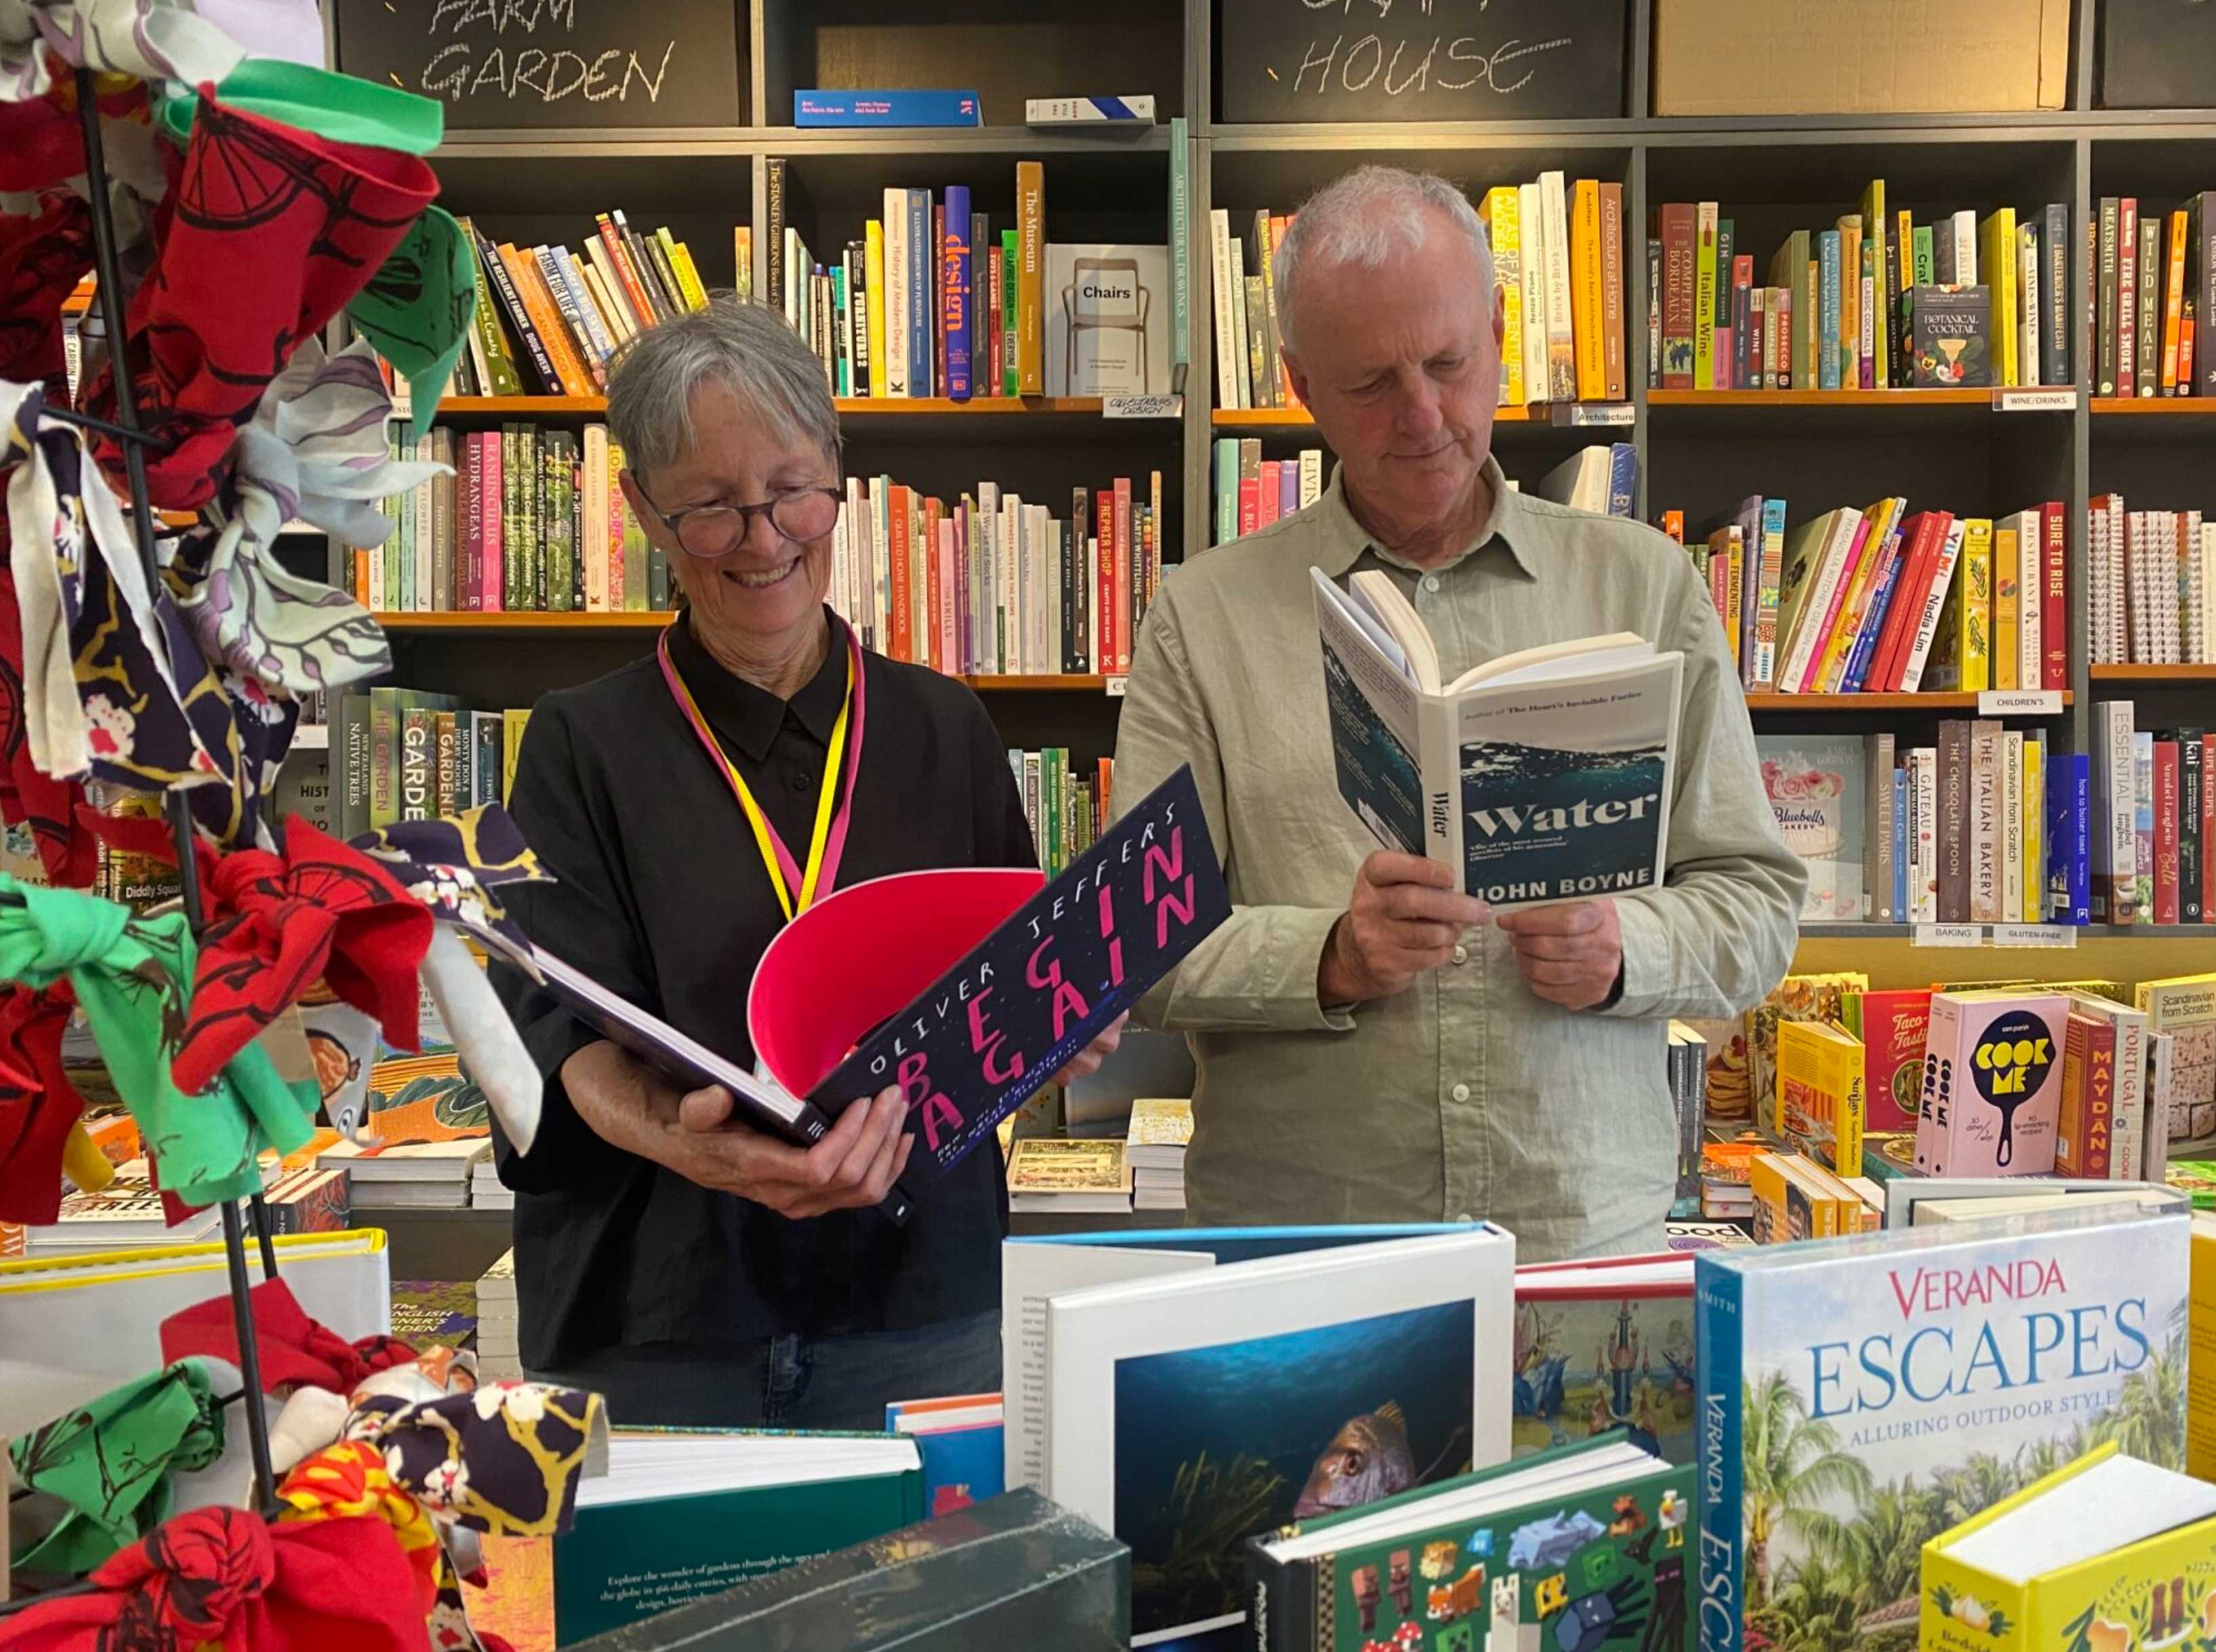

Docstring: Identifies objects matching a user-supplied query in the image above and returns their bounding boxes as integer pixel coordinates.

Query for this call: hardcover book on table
[1003,1224,1513,1645]
[1313,568,1682,911]
[1510,1254,1695,1464]
[1697,1204,2192,1652]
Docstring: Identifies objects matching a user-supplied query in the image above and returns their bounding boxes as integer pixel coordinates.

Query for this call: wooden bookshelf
[962,674,1112,691]
[1647,389,1998,409]
[2089,663,2216,682]
[436,395,1119,417]
[375,611,672,631]
[2090,397,2216,415]
[1212,405,1540,429]
[1742,692,2074,712]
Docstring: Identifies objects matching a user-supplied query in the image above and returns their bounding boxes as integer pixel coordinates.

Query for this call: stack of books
[1004,1137,1130,1214]
[318,1138,492,1210]
[1006,748,1111,877]
[356,424,670,615]
[329,693,531,840]
[472,1159,512,1212]
[26,1164,224,1253]
[1651,186,2070,390]
[2092,193,2216,397]
[1211,442,1322,543]
[2090,701,2211,926]
[1664,498,2066,696]
[2088,495,2214,665]
[476,1248,520,1381]
[1533,443,1638,516]
[827,472,1164,677]
[449,212,718,400]
[1749,1148,1883,1239]
[1123,1098,1192,1213]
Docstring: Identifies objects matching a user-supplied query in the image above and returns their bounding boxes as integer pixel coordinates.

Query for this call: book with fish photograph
[1511,1256,1696,1466]
[1312,569,1683,911]
[1003,1225,1515,1647]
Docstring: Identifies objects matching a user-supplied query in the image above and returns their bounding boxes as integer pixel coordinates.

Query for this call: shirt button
[790,769,814,793]
[1422,575,1441,593]
[1451,1081,1471,1103]
[1452,943,1469,965]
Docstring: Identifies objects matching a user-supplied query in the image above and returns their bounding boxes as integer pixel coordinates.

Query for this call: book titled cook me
[524,764,1229,1222]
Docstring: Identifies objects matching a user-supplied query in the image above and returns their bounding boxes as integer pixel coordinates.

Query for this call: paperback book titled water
[1695,1206,2191,1652]
[1314,569,1683,911]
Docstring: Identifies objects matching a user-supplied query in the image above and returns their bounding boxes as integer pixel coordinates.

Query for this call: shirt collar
[1310,453,1538,581]
[665,606,849,762]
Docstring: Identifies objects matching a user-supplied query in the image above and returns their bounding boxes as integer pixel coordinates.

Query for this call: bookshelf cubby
[363,0,2216,947]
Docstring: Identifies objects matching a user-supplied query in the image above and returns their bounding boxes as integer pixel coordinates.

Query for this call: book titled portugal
[1313,568,1684,911]
[1695,1203,2192,1652]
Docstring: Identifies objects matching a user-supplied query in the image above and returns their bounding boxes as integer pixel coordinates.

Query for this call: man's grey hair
[606,296,841,479]
[1272,166,1496,355]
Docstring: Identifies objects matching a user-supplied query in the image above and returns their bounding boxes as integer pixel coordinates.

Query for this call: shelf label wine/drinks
[1977,689,2064,716]
[1551,402,1635,428]
[1105,676,1128,697]
[1103,394,1181,419]
[1913,923,1986,947]
[1991,386,2077,412]
[1991,923,2078,949]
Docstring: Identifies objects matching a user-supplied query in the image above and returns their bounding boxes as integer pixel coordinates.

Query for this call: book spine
[1209,210,1239,411]
[1600,182,1626,400]
[2138,211,2162,396]
[1254,212,1281,409]
[2099,198,2121,395]
[2039,501,2067,690]
[2165,207,2189,391]
[1693,201,1717,392]
[458,432,480,613]
[2183,732,2206,924]
[2197,193,2216,395]
[943,185,972,401]
[1168,116,1190,394]
[1866,731,1897,921]
[884,192,910,396]
[907,190,933,396]
[865,220,887,398]
[932,204,947,397]
[1818,230,1843,390]
[1938,718,1970,922]
[1715,217,1736,388]
[2101,700,2137,922]
[1541,171,1575,402]
[1017,162,1045,396]
[529,246,599,393]
[478,232,558,396]
[1695,1264,1748,1652]
[1576,179,1606,400]
[1660,203,1696,390]
[2157,738,2182,924]
[458,220,525,396]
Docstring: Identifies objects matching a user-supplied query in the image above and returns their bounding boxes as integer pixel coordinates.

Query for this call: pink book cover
[1920,991,2068,1177]
[482,431,504,612]
[937,518,958,675]
[1797,510,1874,691]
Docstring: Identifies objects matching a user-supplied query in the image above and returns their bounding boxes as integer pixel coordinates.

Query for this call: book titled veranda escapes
[1313,567,1684,910]
[1695,1204,2192,1652]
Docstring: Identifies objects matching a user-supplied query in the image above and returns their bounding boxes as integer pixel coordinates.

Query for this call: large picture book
[1511,1254,1696,1466]
[1004,1224,1515,1645]
[1244,1433,1691,1652]
[1696,1204,2192,1652]
[1313,568,1683,910]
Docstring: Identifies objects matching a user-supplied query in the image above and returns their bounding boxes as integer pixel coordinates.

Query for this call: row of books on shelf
[324,690,529,842]
[825,474,1164,677]
[2089,493,2215,664]
[1654,190,2072,390]
[1664,496,2067,695]
[442,212,718,403]
[2092,701,2215,925]
[359,425,674,615]
[2094,193,2216,398]
[1210,442,1634,545]
[1004,748,1112,879]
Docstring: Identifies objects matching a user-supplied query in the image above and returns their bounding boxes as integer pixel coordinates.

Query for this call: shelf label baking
[1991,923,2078,949]
[1992,387,2076,412]
[1913,924,1985,947]
[1103,394,1181,419]
[1977,689,2064,716]
[1552,402,1634,428]
[1105,676,1128,697]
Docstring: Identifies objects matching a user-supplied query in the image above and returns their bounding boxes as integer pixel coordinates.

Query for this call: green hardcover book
[551,1430,924,1645]
[337,691,371,841]
[1000,230,1019,396]
[455,216,525,397]
[1715,216,1735,384]
[1244,1434,1690,1652]
[367,688,401,829]
[1044,746,1063,874]
[525,425,546,612]
[470,711,504,807]
[499,425,519,613]
[621,493,650,612]
[398,703,437,822]
[433,711,460,819]
[430,428,455,612]
[395,454,415,613]
[543,430,577,614]
[1912,224,1935,285]
[1765,228,1810,389]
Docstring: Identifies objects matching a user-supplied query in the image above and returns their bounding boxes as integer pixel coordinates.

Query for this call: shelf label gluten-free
[1991,924,2078,949]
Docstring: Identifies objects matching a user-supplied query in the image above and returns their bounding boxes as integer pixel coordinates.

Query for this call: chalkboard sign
[334,0,743,129]
[1217,0,1626,123]
[2099,0,2216,108]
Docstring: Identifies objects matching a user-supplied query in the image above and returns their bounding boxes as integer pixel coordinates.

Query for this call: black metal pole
[248,1193,279,1278]
[74,67,279,1516]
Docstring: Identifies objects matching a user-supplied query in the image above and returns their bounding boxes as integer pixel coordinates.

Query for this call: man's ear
[1492,284,1506,356]
[1283,348,1311,409]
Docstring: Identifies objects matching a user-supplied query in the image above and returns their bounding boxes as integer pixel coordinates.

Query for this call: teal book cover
[554,1462,922,1641]
[1818,230,1843,391]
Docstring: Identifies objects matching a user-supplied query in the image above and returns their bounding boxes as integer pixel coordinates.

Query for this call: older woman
[491,300,1116,1428]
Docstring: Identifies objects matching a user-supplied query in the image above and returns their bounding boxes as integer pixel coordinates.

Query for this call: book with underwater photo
[1313,569,1683,911]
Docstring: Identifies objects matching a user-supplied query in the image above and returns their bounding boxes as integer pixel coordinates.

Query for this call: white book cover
[1755,736,1864,920]
[1519,181,1548,409]
[1017,1225,1514,1645]
[2106,496,2129,663]
[2014,508,2042,689]
[882,190,909,397]
[1910,746,1939,922]
[1949,207,1979,284]
[1900,517,1966,692]
[1969,720,2003,922]
[1000,495,1021,677]
[2098,698,2138,922]
[1208,209,1242,411]
[1540,171,1576,402]
[2089,501,2113,664]
[1776,508,1862,693]
[1226,232,1252,412]
[2002,728,2024,926]
[976,480,999,672]
[1299,448,1324,509]
[2163,512,2183,663]
[2017,220,2041,386]
[1044,243,1172,396]
[2202,523,2215,663]
[2186,511,2206,664]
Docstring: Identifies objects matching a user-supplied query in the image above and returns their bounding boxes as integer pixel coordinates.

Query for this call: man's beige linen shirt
[1113,457,1805,1261]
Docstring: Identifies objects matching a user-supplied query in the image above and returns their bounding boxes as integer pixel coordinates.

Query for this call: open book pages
[1313,566,1685,909]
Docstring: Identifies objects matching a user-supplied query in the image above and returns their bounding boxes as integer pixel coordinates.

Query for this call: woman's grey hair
[1272,167,1495,356]
[606,296,841,479]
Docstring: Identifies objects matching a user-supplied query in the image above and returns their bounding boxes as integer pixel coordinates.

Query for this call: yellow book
[1860,180,1889,389]
[2023,735,2044,922]
[664,236,710,312]
[1574,178,1605,400]
[1694,201,1719,392]
[1481,187,1526,407]
[1016,160,1046,396]
[1749,1151,1841,1245]
[1980,206,2019,387]
[1921,1442,2216,1652]
[1956,518,1994,692]
[1775,1018,1865,1175]
[1837,214,1862,390]
[864,220,887,398]
[501,708,531,806]
[2192,1212,2216,1482]
[1994,524,2021,690]
[1814,498,1897,692]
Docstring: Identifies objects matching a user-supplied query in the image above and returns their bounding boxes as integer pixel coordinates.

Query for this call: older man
[1113,167,1803,1260]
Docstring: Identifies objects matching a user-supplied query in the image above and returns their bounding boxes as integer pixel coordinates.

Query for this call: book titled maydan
[1696,1203,2192,1652]
[1313,567,1683,911]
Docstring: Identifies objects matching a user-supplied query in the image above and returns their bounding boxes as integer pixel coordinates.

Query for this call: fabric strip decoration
[0,0,248,104]
[159,1277,415,1398]
[0,978,92,1223]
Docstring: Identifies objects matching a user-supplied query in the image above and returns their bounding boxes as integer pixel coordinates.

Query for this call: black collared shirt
[489,608,1034,1369]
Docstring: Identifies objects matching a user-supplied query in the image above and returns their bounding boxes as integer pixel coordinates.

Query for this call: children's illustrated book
[1511,1254,1696,1465]
[506,766,1227,1222]
[1243,1433,1692,1652]
[1313,568,1683,910]
[1004,1224,1513,1645]
[1697,1205,2192,1652]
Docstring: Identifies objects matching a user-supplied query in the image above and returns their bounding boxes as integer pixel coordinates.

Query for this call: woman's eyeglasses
[630,482,842,561]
